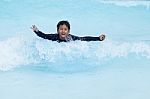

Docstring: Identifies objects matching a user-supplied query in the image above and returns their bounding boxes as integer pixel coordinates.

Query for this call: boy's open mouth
[61,33,66,36]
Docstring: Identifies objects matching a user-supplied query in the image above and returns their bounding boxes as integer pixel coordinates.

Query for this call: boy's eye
[60,28,67,31]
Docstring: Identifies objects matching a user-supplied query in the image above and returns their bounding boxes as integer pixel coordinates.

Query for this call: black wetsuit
[34,31,101,42]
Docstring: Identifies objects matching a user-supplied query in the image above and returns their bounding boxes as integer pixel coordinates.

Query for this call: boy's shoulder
[69,34,80,40]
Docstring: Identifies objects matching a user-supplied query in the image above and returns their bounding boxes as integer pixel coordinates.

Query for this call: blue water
[0,0,150,99]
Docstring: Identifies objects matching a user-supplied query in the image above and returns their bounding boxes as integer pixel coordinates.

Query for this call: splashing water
[0,36,150,72]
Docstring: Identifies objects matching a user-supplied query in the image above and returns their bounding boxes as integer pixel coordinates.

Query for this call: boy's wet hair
[57,20,70,31]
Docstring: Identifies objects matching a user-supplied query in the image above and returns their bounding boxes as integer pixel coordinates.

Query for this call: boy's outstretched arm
[31,25,53,40]
[80,34,105,41]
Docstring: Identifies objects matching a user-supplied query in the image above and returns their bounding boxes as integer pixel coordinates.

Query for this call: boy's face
[58,25,70,40]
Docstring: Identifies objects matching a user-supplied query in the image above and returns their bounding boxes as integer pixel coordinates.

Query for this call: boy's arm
[80,34,105,41]
[34,31,51,39]
[31,25,53,40]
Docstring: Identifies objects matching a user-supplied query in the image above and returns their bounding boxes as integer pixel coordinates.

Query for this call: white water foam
[0,36,150,71]
[99,0,150,9]
[96,41,150,59]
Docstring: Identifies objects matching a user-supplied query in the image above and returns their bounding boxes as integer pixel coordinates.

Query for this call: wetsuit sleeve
[34,31,54,40]
[70,35,81,41]
[71,35,101,41]
[80,36,100,41]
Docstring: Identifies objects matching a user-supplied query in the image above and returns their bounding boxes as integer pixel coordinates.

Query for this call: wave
[99,0,150,8]
[0,36,150,72]
[2,0,150,8]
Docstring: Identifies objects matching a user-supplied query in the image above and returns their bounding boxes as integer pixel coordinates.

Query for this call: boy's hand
[31,25,39,32]
[99,34,105,41]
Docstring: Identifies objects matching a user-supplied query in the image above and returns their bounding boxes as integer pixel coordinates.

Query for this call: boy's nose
[62,30,65,33]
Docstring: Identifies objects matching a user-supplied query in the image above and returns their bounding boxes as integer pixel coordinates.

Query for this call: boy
[31,20,105,42]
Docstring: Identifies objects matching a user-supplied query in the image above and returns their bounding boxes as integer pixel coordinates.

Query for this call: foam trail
[99,0,150,8]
